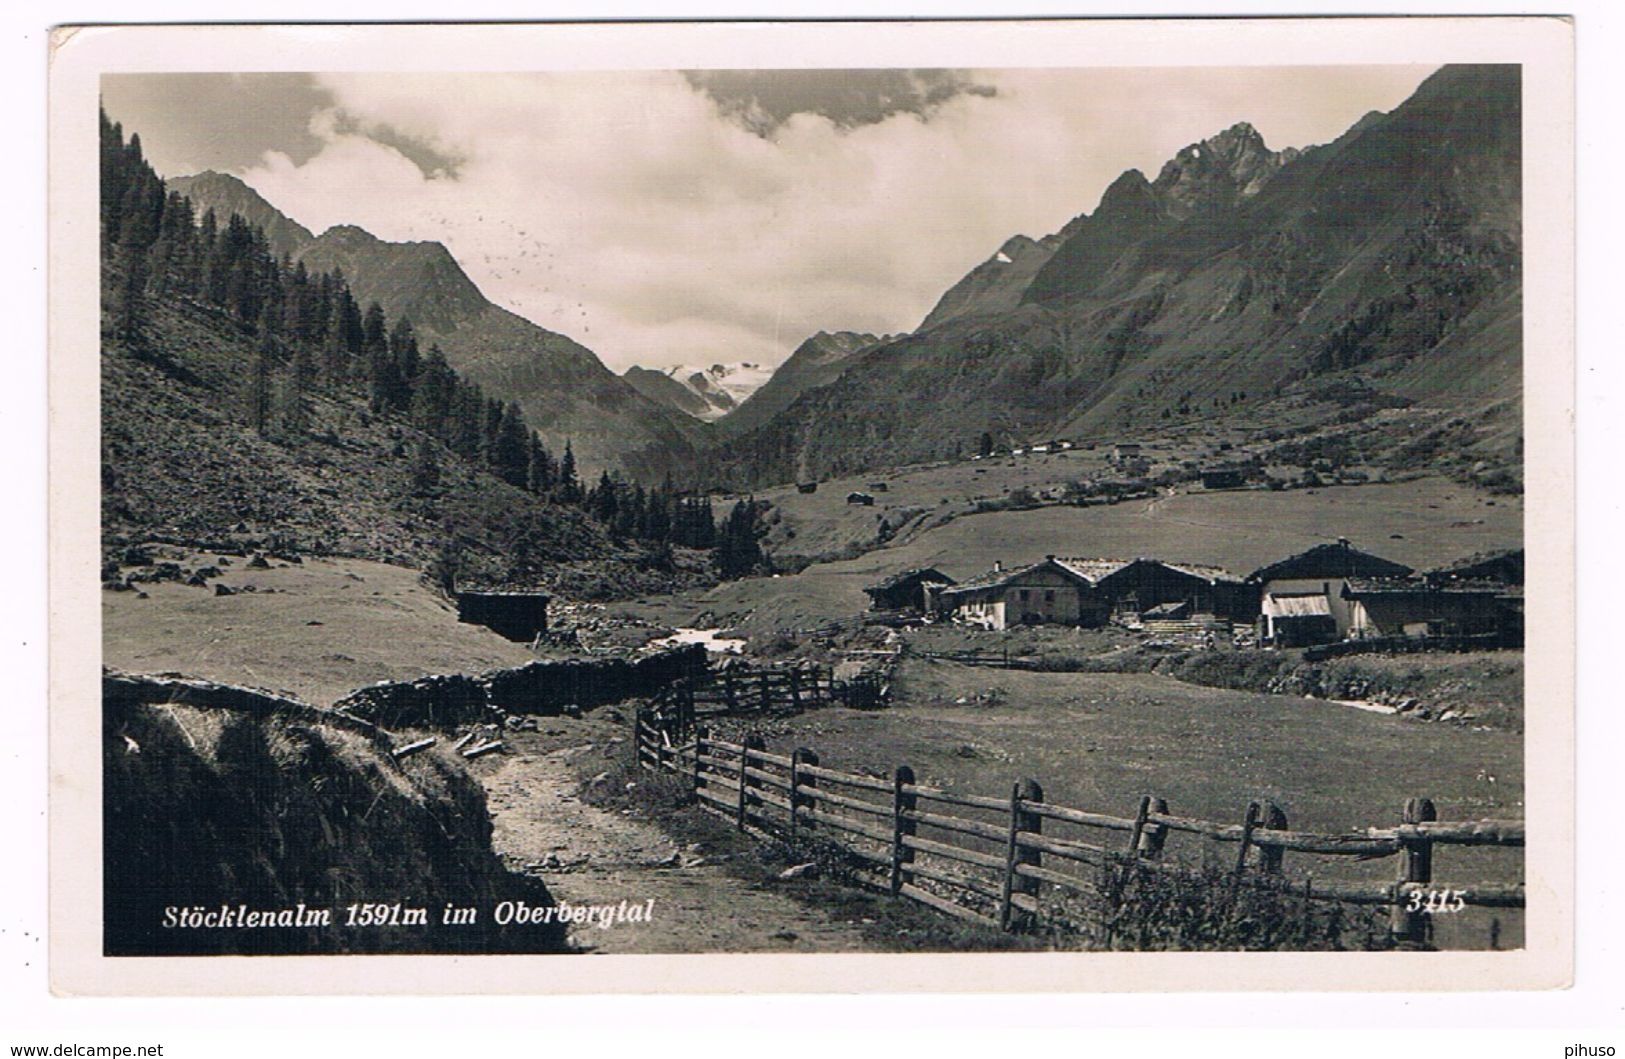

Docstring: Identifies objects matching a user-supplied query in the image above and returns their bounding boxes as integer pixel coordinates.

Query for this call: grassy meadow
[102,553,535,705]
[705,657,1524,948]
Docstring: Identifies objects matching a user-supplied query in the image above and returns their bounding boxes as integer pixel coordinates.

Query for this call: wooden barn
[1249,539,1413,646]
[1094,559,1256,625]
[863,567,956,613]
[456,589,551,642]
[1340,578,1508,640]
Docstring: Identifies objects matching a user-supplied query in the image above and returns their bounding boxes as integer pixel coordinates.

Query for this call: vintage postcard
[47,17,1574,994]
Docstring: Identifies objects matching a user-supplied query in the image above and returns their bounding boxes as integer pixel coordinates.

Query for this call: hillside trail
[482,743,874,954]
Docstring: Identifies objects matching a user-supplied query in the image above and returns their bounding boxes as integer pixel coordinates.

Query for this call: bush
[1063,862,1389,951]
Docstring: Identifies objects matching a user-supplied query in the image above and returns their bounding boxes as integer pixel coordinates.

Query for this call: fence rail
[635,709,1524,944]
[648,663,887,735]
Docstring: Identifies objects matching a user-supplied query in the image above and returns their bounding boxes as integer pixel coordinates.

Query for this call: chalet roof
[1249,541,1413,583]
[1157,560,1247,585]
[941,557,1116,596]
[1093,557,1246,585]
[1054,557,1133,582]
[864,567,956,594]
[1429,548,1524,584]
[1341,577,1503,598]
[458,588,552,600]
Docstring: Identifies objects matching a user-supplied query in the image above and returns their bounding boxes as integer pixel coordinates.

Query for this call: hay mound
[103,671,567,956]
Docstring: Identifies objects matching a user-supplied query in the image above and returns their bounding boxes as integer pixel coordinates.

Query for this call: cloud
[236,65,1436,373]
[684,68,998,137]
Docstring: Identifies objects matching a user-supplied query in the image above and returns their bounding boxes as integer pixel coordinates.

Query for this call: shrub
[1063,862,1389,951]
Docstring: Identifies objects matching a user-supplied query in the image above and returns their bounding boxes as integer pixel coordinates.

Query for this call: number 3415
[1406,888,1467,914]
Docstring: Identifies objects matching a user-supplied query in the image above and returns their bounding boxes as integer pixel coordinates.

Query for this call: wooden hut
[863,567,956,612]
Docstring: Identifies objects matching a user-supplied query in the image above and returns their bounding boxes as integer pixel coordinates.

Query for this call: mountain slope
[169,174,702,474]
[702,64,1521,489]
[716,330,883,437]
[623,365,718,419]
[918,234,1060,331]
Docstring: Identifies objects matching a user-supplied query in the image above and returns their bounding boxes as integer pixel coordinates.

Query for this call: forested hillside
[100,111,759,596]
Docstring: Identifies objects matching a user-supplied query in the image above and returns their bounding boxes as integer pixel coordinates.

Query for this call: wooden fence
[655,663,886,725]
[634,711,1524,945]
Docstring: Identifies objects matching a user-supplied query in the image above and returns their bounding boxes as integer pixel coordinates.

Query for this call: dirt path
[482,744,875,954]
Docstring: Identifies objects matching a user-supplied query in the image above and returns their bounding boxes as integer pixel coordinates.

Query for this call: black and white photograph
[44,17,1576,996]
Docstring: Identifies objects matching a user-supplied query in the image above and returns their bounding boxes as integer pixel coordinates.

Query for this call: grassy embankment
[103,551,536,706]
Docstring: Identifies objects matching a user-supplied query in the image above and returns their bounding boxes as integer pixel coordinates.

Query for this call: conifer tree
[557,440,580,503]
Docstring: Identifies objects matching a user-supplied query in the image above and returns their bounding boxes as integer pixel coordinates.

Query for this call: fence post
[1391,797,1437,946]
[737,734,766,832]
[1228,801,1262,901]
[692,725,709,798]
[1000,778,1044,932]
[725,667,738,711]
[1258,801,1289,876]
[788,668,802,709]
[679,682,694,740]
[791,748,818,836]
[1136,797,1170,861]
[890,765,917,895]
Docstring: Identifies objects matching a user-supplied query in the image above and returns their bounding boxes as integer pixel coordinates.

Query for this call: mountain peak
[316,224,384,246]
[1152,120,1292,218]
[167,171,315,259]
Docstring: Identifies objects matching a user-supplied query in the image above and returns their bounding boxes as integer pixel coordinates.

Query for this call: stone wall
[332,643,710,729]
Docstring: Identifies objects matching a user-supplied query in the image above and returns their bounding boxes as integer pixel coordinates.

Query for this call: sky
[100,65,1438,373]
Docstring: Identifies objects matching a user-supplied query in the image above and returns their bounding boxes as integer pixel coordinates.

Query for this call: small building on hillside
[796,481,818,494]
[846,491,875,506]
[1095,559,1256,625]
[1249,539,1414,646]
[457,589,551,642]
[937,557,1114,630]
[1340,578,1508,640]
[1112,442,1143,463]
[864,567,956,613]
[1200,467,1246,490]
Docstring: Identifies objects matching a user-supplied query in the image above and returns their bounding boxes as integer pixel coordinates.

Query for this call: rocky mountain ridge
[165,172,703,474]
[696,64,1523,492]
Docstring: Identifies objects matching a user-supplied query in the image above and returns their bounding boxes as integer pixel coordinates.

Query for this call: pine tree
[714,499,766,579]
[491,402,531,487]
[526,434,555,495]
[557,440,580,503]
[410,440,441,497]
[249,307,278,435]
[589,470,619,525]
